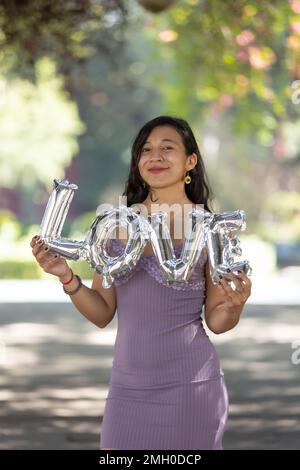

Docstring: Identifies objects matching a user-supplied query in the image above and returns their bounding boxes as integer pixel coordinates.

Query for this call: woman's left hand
[219,269,252,311]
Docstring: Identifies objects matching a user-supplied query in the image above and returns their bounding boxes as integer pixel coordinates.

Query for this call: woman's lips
[147,168,169,173]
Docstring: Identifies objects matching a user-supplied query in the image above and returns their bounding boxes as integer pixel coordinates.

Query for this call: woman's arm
[60,269,117,329]
[204,259,251,334]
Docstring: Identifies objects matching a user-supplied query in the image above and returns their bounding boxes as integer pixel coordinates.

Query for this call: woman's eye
[141,146,173,153]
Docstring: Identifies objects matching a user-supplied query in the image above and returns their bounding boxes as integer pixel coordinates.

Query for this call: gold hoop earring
[184,172,191,184]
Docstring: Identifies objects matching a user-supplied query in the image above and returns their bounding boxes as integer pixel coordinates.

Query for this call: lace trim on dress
[106,238,208,291]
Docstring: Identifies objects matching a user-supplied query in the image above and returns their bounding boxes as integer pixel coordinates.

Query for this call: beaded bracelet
[62,274,83,295]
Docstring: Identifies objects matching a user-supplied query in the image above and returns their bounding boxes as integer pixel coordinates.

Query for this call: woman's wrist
[59,268,73,284]
[62,274,82,295]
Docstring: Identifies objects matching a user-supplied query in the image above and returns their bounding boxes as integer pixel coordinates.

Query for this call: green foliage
[0,260,41,279]
[68,260,94,280]
[0,0,127,77]
[260,191,300,242]
[57,14,162,213]
[0,259,94,280]
[69,211,98,239]
[0,0,152,213]
[0,0,298,254]
[144,0,300,144]
[0,209,22,240]
[0,57,85,189]
[0,208,95,279]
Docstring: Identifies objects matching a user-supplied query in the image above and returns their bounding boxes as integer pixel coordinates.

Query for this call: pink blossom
[287,35,300,48]
[248,46,276,70]
[274,137,287,158]
[236,49,249,63]
[290,0,300,14]
[236,30,256,46]
[291,21,300,34]
[219,94,234,107]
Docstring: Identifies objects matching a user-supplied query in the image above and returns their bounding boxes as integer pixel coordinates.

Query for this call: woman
[30,115,252,450]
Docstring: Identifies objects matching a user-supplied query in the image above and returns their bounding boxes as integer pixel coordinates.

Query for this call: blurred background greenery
[0,0,299,279]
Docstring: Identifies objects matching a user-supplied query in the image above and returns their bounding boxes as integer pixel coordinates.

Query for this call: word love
[38,179,252,288]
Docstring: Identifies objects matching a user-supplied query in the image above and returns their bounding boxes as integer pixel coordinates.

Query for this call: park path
[0,275,300,449]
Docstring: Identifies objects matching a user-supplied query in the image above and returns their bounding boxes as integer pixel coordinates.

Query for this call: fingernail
[54,255,58,258]
[238,270,242,273]
[33,235,39,239]
[219,275,223,279]
[44,247,49,251]
[38,240,43,244]
[226,268,230,272]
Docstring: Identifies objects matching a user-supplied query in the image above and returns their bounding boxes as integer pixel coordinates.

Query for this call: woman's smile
[147,167,169,174]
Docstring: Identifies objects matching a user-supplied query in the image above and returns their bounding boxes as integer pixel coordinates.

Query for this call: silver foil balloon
[147,208,207,286]
[83,205,150,288]
[205,210,252,283]
[38,178,252,288]
[38,180,150,287]
[38,179,85,260]
[39,178,78,239]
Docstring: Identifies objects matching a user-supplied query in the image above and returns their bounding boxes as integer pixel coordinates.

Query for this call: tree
[0,57,85,189]
[0,0,162,225]
[0,0,127,78]
[144,0,300,149]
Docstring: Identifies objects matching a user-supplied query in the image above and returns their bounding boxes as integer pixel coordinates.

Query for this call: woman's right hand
[30,234,72,280]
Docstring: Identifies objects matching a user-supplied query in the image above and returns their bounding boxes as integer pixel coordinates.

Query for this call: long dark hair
[123,115,215,213]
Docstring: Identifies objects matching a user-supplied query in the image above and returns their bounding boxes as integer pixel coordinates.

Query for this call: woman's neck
[142,196,195,211]
[145,184,193,207]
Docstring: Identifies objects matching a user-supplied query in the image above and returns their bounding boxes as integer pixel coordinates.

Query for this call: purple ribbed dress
[99,238,229,450]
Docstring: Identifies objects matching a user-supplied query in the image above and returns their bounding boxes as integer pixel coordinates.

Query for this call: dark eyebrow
[144,139,178,145]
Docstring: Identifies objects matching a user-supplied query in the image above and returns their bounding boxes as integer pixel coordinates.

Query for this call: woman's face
[138,125,197,189]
